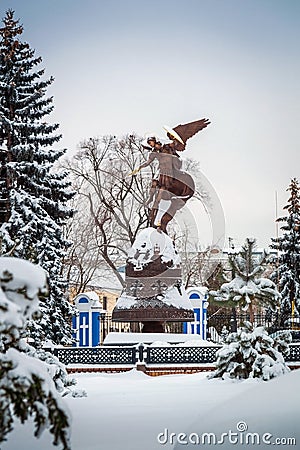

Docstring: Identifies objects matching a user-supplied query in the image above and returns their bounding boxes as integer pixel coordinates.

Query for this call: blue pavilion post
[183,287,209,339]
[73,292,106,347]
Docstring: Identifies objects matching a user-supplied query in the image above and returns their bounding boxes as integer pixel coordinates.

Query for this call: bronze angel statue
[130,118,210,233]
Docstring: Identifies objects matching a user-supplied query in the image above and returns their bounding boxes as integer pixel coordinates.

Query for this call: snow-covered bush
[19,342,78,396]
[220,325,229,343]
[209,321,292,381]
[210,238,280,322]
[0,258,71,449]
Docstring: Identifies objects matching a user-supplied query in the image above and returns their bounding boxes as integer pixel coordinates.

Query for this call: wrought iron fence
[51,343,300,366]
[102,312,300,344]
[207,311,300,343]
[101,315,183,340]
[53,346,137,365]
[145,346,220,365]
[288,343,300,362]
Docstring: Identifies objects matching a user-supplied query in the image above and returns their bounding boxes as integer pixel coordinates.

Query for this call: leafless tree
[63,193,108,294]
[63,135,155,288]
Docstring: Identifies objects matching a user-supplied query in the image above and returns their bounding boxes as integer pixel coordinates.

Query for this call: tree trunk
[249,302,254,324]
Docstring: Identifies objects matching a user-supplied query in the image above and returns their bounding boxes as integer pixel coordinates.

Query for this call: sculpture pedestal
[112,227,194,331]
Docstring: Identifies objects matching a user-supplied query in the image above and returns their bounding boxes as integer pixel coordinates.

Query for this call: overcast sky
[1,0,299,249]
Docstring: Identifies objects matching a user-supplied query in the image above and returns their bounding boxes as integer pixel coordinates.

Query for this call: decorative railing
[207,312,300,342]
[101,315,184,337]
[288,343,300,362]
[52,343,300,366]
[82,312,300,344]
[53,346,137,365]
[144,346,220,365]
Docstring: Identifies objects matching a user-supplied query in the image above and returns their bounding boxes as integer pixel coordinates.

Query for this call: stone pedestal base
[112,227,194,330]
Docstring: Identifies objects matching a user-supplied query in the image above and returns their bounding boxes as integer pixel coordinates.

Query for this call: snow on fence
[145,345,218,365]
[53,346,137,365]
[207,312,300,343]
[52,344,221,366]
[51,343,300,367]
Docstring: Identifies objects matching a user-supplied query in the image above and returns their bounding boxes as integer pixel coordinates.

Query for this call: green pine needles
[0,10,74,345]
[0,258,71,449]
[209,322,291,381]
[210,238,280,322]
[271,178,300,316]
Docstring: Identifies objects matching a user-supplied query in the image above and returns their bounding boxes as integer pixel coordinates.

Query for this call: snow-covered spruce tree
[210,238,280,322]
[0,10,74,345]
[271,178,300,317]
[209,321,291,381]
[0,258,71,449]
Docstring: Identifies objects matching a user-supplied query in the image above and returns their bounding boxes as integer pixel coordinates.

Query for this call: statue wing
[173,118,210,150]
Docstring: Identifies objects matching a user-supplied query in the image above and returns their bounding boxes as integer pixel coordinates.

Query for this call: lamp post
[99,310,106,345]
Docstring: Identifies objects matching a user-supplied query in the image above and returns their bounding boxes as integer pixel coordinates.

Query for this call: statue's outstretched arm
[129,152,156,176]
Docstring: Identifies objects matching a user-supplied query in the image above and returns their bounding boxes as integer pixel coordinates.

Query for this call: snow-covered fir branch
[0,257,71,449]
[210,238,280,321]
[271,178,300,316]
[0,10,75,345]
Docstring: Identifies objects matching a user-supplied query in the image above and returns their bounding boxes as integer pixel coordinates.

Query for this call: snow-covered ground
[2,368,299,450]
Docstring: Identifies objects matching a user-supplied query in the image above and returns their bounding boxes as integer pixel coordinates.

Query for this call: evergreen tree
[0,10,74,345]
[271,178,300,317]
[210,238,280,322]
[0,258,71,448]
[208,321,291,381]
